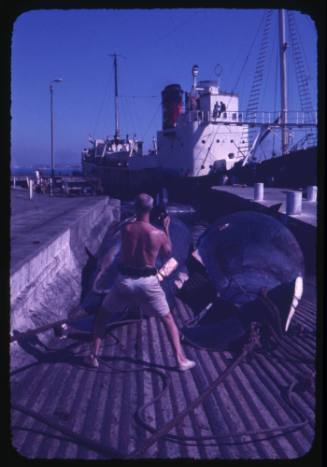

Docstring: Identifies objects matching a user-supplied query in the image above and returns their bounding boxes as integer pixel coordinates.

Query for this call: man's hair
[135,193,154,214]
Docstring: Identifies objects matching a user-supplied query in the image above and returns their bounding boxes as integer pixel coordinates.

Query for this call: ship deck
[11,278,317,459]
[10,197,318,459]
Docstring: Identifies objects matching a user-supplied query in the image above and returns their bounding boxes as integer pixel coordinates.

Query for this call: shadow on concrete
[80,246,98,302]
[10,333,90,377]
[10,318,169,378]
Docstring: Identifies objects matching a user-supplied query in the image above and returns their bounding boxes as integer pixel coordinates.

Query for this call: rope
[11,232,315,457]
[135,382,309,447]
[12,309,314,458]
[128,326,259,458]
[127,320,312,458]
[12,402,124,459]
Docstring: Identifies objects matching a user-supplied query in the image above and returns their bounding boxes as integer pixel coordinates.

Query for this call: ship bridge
[185,110,318,128]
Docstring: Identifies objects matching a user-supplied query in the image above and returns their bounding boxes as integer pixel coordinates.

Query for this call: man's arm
[157,216,180,281]
[161,215,172,258]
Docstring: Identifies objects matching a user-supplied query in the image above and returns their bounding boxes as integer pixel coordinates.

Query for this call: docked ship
[82,10,317,199]
[81,53,162,198]
[82,57,253,198]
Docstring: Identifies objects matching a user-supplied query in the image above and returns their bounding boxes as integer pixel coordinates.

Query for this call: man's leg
[85,279,131,367]
[85,306,107,368]
[92,307,107,355]
[162,312,195,370]
[141,276,196,371]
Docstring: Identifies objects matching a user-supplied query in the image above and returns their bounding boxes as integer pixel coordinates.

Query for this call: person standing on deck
[85,193,196,372]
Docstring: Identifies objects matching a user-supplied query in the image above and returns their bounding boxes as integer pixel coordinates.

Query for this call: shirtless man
[85,193,196,371]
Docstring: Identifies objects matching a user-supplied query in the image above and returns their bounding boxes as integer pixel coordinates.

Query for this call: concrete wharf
[9,188,318,460]
[211,185,317,227]
[11,188,116,273]
[10,188,120,369]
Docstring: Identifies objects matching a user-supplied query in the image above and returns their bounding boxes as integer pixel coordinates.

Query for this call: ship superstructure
[82,135,143,173]
[157,66,249,177]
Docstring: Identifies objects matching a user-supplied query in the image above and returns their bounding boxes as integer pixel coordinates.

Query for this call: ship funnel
[161,84,183,130]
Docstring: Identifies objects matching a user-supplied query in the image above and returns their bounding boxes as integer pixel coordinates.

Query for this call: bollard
[286,191,302,215]
[254,182,264,201]
[13,177,16,189]
[49,178,53,197]
[306,185,317,202]
[26,176,29,189]
[29,180,34,200]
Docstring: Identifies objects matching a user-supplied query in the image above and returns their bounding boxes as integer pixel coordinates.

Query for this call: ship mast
[279,9,289,154]
[113,53,120,140]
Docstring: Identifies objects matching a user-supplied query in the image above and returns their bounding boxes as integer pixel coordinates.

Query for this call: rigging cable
[119,93,129,136]
[92,72,112,137]
[287,11,316,148]
[272,31,279,156]
[194,10,272,173]
[140,101,161,143]
[243,9,273,158]
[292,13,315,109]
[293,12,317,148]
[229,11,268,99]
[152,10,199,47]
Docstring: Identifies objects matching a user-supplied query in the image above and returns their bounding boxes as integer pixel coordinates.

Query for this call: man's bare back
[121,218,171,268]
[87,193,195,372]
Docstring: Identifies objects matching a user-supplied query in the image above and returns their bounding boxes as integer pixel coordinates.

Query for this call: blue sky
[11,8,317,167]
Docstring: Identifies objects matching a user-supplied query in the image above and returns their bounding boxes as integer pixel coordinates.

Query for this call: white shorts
[97,273,170,328]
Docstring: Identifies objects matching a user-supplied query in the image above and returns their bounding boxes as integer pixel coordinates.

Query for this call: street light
[49,78,63,196]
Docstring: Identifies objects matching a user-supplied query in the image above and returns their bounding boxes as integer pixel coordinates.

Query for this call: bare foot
[178,359,196,372]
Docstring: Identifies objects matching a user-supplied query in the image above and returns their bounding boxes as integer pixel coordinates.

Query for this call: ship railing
[187,110,317,126]
[240,110,318,126]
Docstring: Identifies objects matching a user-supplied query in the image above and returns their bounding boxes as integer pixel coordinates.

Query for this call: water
[11,167,82,177]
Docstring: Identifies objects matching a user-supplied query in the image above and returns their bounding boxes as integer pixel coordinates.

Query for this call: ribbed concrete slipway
[11,276,316,460]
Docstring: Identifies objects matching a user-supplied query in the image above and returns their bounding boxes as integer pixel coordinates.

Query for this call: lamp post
[49,79,63,196]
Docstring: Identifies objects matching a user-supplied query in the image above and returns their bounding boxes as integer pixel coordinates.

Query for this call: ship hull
[82,160,220,200]
[227,147,317,188]
[82,161,161,199]
[82,146,317,201]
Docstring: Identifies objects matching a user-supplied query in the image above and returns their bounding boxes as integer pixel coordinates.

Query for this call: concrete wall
[10,197,120,371]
